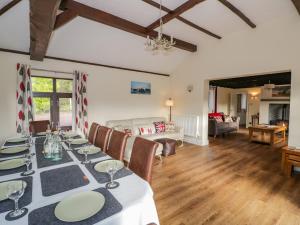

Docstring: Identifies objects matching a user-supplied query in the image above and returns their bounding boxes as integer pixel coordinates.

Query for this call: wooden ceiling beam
[0,0,22,16]
[30,0,61,60]
[147,0,206,31]
[142,0,221,39]
[62,0,197,52]
[291,0,300,14]
[54,9,77,30]
[218,0,256,28]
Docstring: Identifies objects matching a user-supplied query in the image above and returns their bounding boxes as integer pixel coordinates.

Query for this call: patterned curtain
[16,63,34,134]
[74,71,88,137]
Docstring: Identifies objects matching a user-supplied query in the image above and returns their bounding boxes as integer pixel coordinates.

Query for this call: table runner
[28,188,122,225]
[0,176,33,213]
[85,162,133,184]
[35,143,73,168]
[40,165,89,197]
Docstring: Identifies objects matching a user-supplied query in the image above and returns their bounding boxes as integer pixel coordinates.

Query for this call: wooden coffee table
[248,125,287,146]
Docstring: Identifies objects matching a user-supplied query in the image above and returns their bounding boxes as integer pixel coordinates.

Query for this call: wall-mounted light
[187,85,193,93]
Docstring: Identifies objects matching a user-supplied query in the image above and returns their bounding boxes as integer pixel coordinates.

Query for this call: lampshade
[165,98,174,107]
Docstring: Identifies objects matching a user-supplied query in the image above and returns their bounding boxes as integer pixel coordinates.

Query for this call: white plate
[6,137,27,143]
[0,158,26,170]
[36,132,47,136]
[54,191,105,222]
[64,132,78,138]
[0,180,27,201]
[0,146,28,154]
[78,146,100,155]
[69,138,88,145]
[94,160,124,173]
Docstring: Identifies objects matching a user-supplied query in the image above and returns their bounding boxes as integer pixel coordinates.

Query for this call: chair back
[94,126,112,151]
[88,122,99,144]
[129,137,158,183]
[106,130,129,160]
[29,120,50,134]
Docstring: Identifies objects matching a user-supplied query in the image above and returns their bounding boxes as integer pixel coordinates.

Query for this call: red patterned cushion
[153,121,166,133]
[215,116,223,123]
[138,125,155,135]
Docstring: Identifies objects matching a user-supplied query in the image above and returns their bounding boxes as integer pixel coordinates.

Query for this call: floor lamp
[165,98,174,122]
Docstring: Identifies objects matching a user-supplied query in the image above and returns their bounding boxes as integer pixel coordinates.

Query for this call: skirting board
[184,136,209,146]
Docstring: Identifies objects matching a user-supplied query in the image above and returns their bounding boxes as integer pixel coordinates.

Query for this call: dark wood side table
[155,138,176,157]
[282,146,300,177]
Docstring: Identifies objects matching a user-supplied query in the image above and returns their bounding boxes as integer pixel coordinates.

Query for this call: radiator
[173,115,200,138]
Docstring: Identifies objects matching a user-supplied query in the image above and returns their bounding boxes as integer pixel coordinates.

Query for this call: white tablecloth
[0,139,160,225]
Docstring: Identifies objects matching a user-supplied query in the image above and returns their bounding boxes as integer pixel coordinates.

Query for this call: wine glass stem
[26,164,29,172]
[14,199,19,212]
[110,173,114,184]
[85,153,88,162]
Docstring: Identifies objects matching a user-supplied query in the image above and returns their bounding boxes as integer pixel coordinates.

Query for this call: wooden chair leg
[286,162,293,178]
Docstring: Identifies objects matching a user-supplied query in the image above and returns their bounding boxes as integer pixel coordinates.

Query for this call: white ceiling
[0,0,298,74]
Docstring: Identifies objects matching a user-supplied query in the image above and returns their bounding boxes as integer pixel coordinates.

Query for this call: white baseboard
[184,136,209,146]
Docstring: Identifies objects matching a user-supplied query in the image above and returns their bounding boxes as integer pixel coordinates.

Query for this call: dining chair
[106,130,129,160]
[94,126,112,151]
[128,137,158,183]
[29,120,50,134]
[88,122,100,144]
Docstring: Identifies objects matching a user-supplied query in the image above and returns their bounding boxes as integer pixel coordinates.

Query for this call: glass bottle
[51,133,63,161]
[43,132,53,159]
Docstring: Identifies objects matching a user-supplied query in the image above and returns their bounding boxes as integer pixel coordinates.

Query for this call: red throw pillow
[153,121,166,133]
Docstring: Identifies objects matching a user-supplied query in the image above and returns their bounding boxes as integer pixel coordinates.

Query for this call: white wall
[0,52,171,143]
[216,87,231,114]
[171,14,300,146]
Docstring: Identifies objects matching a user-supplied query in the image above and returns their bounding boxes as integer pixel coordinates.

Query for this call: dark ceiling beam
[291,0,300,14]
[218,0,256,28]
[142,0,221,39]
[62,0,197,52]
[0,0,22,16]
[147,0,206,31]
[30,0,61,61]
[54,9,77,30]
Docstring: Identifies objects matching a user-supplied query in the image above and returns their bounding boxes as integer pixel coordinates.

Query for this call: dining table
[0,135,160,225]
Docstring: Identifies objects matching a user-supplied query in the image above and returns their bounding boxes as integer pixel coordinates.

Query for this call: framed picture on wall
[272,85,290,98]
[131,81,151,95]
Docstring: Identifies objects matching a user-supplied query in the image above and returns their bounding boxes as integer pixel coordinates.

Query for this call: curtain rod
[31,68,73,75]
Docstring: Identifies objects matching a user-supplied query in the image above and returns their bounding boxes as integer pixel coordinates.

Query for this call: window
[32,77,73,129]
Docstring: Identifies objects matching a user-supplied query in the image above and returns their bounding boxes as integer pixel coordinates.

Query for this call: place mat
[71,149,106,161]
[3,141,27,147]
[85,161,133,184]
[35,143,73,168]
[0,176,33,213]
[28,187,123,225]
[0,149,29,159]
[40,165,89,197]
[0,158,31,176]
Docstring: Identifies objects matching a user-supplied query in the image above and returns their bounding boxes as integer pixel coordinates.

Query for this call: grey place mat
[71,148,106,161]
[35,142,73,168]
[0,158,31,176]
[28,187,123,225]
[4,141,27,147]
[40,165,89,197]
[85,161,133,184]
[0,176,33,213]
[0,149,29,159]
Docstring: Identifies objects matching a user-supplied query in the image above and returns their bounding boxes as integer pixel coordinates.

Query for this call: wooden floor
[152,130,300,225]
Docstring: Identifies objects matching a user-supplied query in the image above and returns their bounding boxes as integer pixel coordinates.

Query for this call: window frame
[32,76,73,130]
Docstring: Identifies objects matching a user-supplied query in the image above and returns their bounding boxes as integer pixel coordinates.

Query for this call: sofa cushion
[137,124,156,135]
[153,121,166,133]
[165,122,176,132]
[215,116,223,123]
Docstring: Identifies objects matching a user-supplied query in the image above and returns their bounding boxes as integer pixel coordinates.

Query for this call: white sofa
[106,117,184,162]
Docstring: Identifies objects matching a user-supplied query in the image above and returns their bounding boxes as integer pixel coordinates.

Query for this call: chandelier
[145,0,176,52]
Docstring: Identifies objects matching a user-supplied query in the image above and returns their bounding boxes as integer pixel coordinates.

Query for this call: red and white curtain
[16,63,33,134]
[74,71,89,137]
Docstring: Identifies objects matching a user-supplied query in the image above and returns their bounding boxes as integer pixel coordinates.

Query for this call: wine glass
[21,154,34,176]
[81,147,90,164]
[106,162,119,189]
[6,181,27,219]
